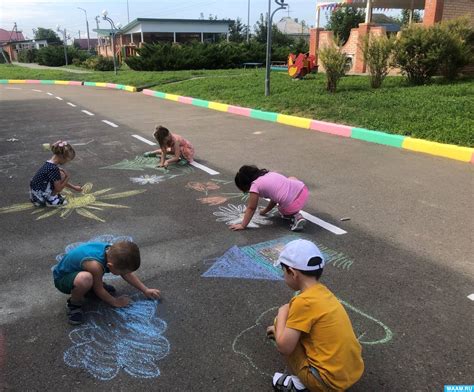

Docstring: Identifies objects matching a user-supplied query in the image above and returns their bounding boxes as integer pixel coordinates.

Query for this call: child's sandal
[273,374,308,392]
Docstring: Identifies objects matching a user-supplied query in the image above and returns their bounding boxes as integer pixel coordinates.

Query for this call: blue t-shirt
[30,161,61,192]
[53,242,110,281]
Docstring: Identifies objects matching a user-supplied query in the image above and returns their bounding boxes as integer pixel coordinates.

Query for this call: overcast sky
[1,0,403,39]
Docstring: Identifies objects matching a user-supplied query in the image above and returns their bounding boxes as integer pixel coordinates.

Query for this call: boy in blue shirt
[53,241,160,324]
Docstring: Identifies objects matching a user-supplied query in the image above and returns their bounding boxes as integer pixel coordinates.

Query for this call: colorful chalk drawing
[101,155,193,173]
[130,174,179,185]
[202,236,354,280]
[0,183,145,222]
[198,192,249,206]
[185,181,220,195]
[213,204,274,228]
[232,302,393,376]
[64,296,170,381]
[51,234,134,281]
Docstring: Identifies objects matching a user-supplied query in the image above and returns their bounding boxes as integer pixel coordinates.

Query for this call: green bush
[318,44,347,93]
[37,45,67,66]
[17,48,38,63]
[361,34,395,88]
[0,50,10,63]
[83,55,114,71]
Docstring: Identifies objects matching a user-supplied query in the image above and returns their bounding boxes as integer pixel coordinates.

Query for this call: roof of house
[275,17,310,35]
[0,28,25,43]
[120,18,233,32]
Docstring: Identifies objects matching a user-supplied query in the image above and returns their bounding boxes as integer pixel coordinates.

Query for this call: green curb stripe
[250,109,278,122]
[83,81,97,86]
[192,98,209,108]
[40,80,55,84]
[0,80,7,84]
[116,84,125,89]
[351,128,405,148]
[154,91,166,98]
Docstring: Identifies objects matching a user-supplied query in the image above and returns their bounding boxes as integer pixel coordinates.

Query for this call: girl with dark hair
[231,165,309,232]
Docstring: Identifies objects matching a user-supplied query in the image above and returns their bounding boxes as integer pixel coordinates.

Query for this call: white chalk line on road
[5,87,21,90]
[468,294,474,301]
[32,89,43,92]
[131,134,220,175]
[46,92,53,96]
[102,120,118,128]
[67,102,76,107]
[81,110,94,116]
[55,96,63,100]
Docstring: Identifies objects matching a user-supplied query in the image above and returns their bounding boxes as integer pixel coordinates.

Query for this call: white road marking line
[67,102,76,107]
[468,294,474,301]
[102,120,118,128]
[300,211,347,235]
[190,161,220,175]
[6,87,21,90]
[253,131,263,134]
[81,110,94,116]
[55,96,63,100]
[132,134,156,145]
[32,89,43,92]
[46,92,53,96]
[131,134,220,175]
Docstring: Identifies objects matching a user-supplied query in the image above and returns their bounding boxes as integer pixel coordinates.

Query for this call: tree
[253,13,292,46]
[397,9,422,27]
[325,8,365,45]
[33,27,62,44]
[229,18,246,43]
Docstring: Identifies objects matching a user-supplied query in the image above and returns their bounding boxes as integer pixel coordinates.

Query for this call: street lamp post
[247,0,250,43]
[77,7,91,51]
[265,0,288,96]
[102,9,119,75]
[56,25,68,66]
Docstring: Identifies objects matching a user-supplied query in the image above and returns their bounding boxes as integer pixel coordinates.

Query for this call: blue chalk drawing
[202,235,355,280]
[64,297,170,381]
[52,234,134,281]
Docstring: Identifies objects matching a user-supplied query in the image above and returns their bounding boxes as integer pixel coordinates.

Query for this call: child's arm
[65,182,82,192]
[158,146,168,167]
[163,140,181,167]
[121,272,161,299]
[229,192,259,230]
[273,304,301,355]
[83,260,130,307]
[55,169,81,192]
[260,200,277,215]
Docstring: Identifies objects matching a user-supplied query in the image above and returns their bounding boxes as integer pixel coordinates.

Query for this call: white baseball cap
[274,239,325,271]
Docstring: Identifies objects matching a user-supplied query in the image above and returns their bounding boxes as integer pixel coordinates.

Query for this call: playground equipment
[288,53,317,78]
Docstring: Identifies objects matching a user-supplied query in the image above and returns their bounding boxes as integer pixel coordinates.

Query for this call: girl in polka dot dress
[30,140,82,207]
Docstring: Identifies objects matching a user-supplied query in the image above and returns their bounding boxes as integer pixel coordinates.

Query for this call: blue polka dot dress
[30,161,61,205]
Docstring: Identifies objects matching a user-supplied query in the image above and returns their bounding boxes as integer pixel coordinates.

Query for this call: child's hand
[259,208,269,216]
[229,223,245,231]
[73,184,82,192]
[144,288,161,299]
[266,325,275,339]
[114,295,131,308]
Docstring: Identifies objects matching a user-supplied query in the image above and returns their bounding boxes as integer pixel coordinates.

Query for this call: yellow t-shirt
[286,283,364,390]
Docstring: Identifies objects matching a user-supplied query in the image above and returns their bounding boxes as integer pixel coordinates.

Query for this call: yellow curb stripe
[402,137,474,162]
[165,93,180,101]
[277,114,312,129]
[208,102,229,112]
[7,80,26,84]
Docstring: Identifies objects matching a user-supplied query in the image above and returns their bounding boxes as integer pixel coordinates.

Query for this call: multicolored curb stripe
[141,89,474,164]
[0,79,136,92]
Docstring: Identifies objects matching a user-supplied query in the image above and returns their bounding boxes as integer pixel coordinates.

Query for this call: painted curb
[83,81,136,92]
[351,128,405,148]
[138,88,473,164]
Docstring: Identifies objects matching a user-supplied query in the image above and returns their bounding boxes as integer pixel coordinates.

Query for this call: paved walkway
[12,61,92,73]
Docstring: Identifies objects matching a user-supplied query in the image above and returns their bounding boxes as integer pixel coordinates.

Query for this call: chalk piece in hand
[42,143,50,151]
[340,217,351,221]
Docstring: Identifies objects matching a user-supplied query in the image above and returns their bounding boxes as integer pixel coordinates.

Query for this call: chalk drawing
[130,174,179,185]
[0,182,145,222]
[185,181,220,195]
[202,236,355,280]
[101,156,194,174]
[209,179,234,185]
[64,296,170,381]
[52,234,134,281]
[198,192,249,206]
[0,154,17,174]
[213,204,274,228]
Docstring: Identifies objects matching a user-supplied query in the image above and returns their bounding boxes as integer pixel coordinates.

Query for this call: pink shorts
[278,186,309,216]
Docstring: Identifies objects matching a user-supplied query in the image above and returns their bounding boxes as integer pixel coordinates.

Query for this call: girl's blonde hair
[50,140,76,161]
[153,125,171,149]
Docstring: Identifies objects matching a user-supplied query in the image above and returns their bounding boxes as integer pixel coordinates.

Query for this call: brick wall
[442,0,474,25]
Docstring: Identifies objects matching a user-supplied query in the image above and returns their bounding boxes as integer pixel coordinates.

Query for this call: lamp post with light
[101,10,120,75]
[77,7,91,51]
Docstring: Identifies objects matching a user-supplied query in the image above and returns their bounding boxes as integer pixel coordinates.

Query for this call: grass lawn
[1,64,473,147]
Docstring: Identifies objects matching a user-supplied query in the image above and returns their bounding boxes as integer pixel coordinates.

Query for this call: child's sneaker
[66,299,83,325]
[46,194,67,207]
[272,373,308,391]
[290,213,306,232]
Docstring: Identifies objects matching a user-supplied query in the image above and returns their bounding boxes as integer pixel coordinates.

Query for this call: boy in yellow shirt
[267,239,364,392]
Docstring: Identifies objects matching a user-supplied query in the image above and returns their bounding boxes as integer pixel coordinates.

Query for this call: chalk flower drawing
[213,204,273,228]
[0,183,145,222]
[101,156,194,174]
[130,174,177,185]
[198,196,228,206]
[186,181,220,195]
[64,298,170,381]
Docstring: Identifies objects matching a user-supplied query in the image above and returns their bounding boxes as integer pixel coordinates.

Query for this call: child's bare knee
[74,272,93,288]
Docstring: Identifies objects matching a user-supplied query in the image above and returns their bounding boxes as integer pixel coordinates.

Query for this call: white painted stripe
[67,102,76,107]
[132,134,156,146]
[300,211,347,235]
[81,110,94,116]
[468,294,474,301]
[46,92,53,96]
[55,96,63,100]
[190,160,220,175]
[102,120,119,128]
[6,87,21,90]
[32,89,42,92]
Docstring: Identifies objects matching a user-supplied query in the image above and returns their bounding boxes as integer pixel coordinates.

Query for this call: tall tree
[33,27,62,44]
[229,18,245,43]
[397,9,422,26]
[325,8,365,45]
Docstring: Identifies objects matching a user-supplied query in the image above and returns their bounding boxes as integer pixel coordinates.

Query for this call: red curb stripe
[310,120,351,137]
[25,80,40,84]
[228,105,252,117]
[178,96,193,104]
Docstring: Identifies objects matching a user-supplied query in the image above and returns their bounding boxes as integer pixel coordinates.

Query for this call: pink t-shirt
[249,172,305,208]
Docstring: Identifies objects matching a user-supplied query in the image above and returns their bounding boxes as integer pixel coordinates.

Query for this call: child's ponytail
[51,140,76,161]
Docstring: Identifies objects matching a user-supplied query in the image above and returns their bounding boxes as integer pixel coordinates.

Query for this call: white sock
[273,372,307,390]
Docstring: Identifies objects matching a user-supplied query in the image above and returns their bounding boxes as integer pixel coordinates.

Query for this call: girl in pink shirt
[147,125,195,168]
[230,165,308,232]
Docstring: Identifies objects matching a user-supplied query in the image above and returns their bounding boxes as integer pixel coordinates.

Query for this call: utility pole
[247,0,250,43]
[78,7,91,51]
[56,25,68,66]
